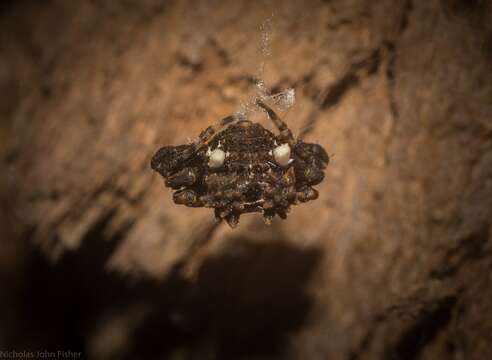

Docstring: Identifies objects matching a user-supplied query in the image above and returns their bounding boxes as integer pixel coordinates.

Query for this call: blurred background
[1,0,492,359]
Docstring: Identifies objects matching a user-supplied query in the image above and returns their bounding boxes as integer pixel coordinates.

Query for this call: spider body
[151,101,329,227]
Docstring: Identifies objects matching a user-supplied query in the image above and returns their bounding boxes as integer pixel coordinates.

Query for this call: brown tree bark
[1,0,492,359]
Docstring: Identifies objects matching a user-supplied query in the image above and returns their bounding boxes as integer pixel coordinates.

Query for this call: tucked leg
[214,207,240,228]
[151,144,196,177]
[165,167,199,189]
[173,189,203,207]
[225,212,239,228]
[263,208,276,225]
[296,186,319,202]
[295,142,329,167]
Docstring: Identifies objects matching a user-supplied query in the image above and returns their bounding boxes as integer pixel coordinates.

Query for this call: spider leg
[256,100,295,145]
[225,212,239,228]
[214,206,240,228]
[194,114,238,149]
[173,189,203,207]
[165,167,199,189]
[296,186,318,203]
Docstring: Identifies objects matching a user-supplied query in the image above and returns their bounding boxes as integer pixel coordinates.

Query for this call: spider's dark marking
[151,101,329,228]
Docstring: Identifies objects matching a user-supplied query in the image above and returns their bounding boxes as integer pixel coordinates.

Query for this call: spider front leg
[256,100,295,145]
[195,114,238,148]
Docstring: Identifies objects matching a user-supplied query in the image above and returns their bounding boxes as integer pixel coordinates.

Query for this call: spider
[151,100,329,227]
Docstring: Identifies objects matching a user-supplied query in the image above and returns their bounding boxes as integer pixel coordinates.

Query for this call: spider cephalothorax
[151,100,329,227]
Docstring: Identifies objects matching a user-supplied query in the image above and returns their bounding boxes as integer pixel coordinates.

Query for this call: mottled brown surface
[1,0,492,359]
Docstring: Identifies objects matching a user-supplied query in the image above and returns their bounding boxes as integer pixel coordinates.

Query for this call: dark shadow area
[4,215,323,360]
[132,233,323,360]
[386,296,457,360]
[5,210,144,353]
